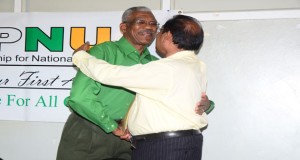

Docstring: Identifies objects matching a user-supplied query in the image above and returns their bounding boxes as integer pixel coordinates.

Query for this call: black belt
[132,129,202,142]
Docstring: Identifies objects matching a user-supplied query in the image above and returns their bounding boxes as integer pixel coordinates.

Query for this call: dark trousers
[56,112,131,160]
[132,133,203,160]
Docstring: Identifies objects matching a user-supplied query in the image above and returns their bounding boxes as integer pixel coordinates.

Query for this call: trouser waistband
[132,129,202,142]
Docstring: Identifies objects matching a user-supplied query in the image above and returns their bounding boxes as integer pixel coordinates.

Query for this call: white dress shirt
[73,50,208,135]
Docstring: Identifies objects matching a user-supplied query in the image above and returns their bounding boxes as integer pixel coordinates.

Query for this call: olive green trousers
[56,112,131,160]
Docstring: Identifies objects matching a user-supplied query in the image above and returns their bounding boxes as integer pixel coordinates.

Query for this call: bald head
[160,15,204,52]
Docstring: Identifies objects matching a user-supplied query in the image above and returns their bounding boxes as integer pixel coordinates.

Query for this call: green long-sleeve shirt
[65,37,158,133]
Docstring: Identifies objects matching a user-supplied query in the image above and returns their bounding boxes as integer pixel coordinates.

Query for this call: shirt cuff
[103,121,119,133]
[205,100,215,114]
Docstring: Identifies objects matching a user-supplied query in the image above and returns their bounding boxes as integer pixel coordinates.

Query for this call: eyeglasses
[124,19,160,27]
[157,27,164,33]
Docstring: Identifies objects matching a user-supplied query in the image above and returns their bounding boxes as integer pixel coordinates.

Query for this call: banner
[0,11,177,122]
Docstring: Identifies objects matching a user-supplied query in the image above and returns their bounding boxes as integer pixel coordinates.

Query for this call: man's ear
[165,31,173,43]
[120,23,127,34]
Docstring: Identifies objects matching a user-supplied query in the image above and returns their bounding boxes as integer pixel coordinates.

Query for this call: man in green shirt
[56,6,214,160]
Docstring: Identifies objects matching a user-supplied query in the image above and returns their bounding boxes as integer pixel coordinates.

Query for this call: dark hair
[161,15,204,51]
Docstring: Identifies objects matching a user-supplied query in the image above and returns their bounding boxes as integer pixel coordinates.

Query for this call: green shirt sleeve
[66,45,118,133]
[205,100,215,114]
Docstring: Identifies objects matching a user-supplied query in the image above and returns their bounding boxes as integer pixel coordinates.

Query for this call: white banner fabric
[0,11,177,122]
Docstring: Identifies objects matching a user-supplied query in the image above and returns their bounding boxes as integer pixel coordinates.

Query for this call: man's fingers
[73,41,90,54]
[120,133,131,141]
[195,109,204,115]
[82,41,90,51]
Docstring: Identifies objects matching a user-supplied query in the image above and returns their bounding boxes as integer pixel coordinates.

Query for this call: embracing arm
[66,43,123,133]
[73,50,170,95]
[66,72,119,133]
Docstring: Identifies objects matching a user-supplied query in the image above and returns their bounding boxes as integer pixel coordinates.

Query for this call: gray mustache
[140,29,156,35]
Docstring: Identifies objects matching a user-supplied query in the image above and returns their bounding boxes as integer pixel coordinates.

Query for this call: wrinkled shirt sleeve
[73,50,170,97]
[67,47,118,133]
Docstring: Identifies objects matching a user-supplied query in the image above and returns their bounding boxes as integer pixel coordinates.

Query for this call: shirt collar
[167,50,196,59]
[117,37,151,58]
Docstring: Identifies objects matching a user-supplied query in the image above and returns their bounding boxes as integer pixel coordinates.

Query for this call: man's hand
[112,126,131,141]
[73,41,90,55]
[195,92,210,115]
[120,129,132,141]
[112,126,125,137]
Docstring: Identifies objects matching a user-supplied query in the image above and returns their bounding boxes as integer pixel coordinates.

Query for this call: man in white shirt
[73,14,208,160]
